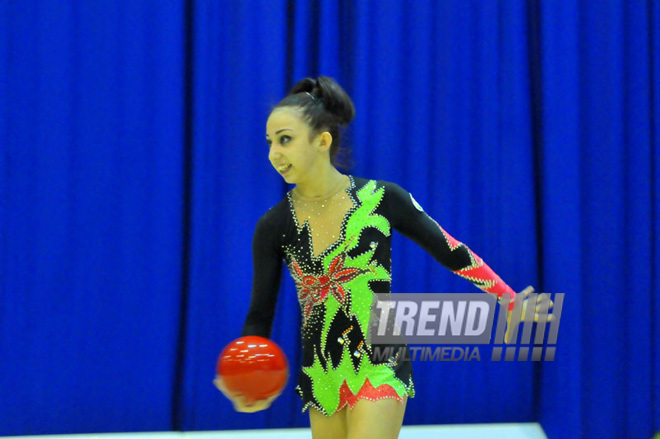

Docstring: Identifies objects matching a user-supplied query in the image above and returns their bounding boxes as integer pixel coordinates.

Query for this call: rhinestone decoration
[272,177,511,416]
[278,177,414,416]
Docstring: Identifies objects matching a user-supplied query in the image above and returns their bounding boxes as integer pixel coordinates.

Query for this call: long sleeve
[383,181,516,310]
[241,213,284,338]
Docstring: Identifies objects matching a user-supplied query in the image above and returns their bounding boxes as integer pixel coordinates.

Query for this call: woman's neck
[293,167,347,200]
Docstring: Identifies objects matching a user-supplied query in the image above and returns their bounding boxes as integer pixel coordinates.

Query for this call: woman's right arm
[216,213,284,412]
[241,213,284,338]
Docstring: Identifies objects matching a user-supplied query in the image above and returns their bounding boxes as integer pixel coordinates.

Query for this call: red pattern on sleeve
[437,224,516,311]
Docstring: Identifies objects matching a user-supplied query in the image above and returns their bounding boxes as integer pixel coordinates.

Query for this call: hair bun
[314,76,355,126]
[289,78,316,95]
[288,76,354,126]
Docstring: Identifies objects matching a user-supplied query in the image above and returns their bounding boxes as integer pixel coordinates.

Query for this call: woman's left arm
[382,181,554,342]
[382,181,518,311]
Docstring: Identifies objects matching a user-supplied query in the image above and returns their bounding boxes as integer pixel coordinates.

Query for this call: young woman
[215,76,553,439]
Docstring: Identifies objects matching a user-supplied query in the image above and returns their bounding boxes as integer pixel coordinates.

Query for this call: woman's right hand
[213,376,280,413]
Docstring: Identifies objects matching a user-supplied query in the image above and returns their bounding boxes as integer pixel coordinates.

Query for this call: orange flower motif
[291,253,365,325]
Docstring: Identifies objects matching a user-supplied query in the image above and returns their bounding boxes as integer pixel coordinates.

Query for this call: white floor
[1,424,547,439]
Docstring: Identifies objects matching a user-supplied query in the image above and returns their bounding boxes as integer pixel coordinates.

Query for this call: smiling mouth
[277,164,292,173]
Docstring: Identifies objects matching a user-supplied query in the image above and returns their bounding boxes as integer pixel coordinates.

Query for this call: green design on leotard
[302,180,411,414]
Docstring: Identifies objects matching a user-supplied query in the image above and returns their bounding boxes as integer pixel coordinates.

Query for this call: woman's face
[266,107,324,184]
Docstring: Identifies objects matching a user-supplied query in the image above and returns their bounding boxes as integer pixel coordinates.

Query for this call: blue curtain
[0,0,185,434]
[1,1,658,438]
[536,2,660,438]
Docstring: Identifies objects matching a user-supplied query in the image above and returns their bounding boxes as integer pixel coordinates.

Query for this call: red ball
[216,336,288,404]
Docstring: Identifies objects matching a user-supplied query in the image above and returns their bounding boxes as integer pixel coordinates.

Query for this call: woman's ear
[317,131,333,152]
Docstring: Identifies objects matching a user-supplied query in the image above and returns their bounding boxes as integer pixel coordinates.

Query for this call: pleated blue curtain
[1,1,658,438]
[537,1,660,438]
[179,0,297,430]
[0,1,185,435]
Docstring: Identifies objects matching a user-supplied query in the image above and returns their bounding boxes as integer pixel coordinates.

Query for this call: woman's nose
[268,146,281,161]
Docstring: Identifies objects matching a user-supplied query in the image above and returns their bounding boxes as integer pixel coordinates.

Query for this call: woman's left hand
[504,286,554,344]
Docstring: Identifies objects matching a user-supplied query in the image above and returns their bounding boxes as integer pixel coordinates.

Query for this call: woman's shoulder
[349,175,421,215]
[349,175,406,194]
[257,196,290,226]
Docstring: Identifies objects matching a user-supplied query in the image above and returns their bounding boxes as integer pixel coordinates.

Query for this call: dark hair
[273,76,355,170]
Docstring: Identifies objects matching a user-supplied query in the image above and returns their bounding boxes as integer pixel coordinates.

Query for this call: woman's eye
[266,135,291,147]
